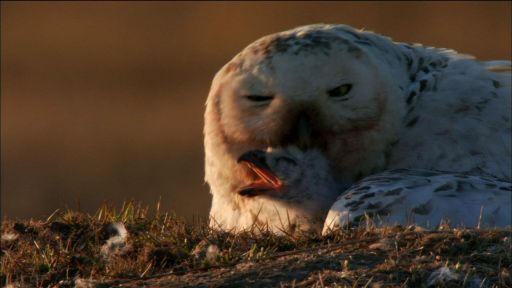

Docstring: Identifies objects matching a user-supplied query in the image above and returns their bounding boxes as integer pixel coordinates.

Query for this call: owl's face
[213,39,390,154]
[205,28,406,194]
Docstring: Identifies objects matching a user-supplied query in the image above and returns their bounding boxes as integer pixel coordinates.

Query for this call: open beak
[237,150,283,197]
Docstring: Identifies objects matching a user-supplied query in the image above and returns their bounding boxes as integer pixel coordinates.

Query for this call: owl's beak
[296,113,313,150]
[282,112,314,150]
[237,150,283,197]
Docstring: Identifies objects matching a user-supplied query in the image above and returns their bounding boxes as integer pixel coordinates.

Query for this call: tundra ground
[1,202,510,287]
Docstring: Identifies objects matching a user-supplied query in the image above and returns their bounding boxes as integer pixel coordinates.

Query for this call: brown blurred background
[1,2,511,221]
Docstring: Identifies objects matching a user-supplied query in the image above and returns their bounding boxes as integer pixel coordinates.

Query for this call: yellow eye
[327,84,352,99]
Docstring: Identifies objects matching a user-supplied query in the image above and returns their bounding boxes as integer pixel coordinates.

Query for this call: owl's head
[204,25,410,202]
[208,25,404,152]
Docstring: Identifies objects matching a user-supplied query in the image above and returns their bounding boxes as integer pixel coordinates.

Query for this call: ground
[1,202,510,287]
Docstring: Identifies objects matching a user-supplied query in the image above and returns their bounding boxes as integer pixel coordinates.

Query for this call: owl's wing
[322,170,512,234]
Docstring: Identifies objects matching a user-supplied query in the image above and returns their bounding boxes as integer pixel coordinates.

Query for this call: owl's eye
[245,95,274,102]
[276,155,297,166]
[327,84,352,99]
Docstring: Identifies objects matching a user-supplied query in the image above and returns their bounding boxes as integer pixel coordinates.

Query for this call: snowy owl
[236,147,511,233]
[204,24,511,232]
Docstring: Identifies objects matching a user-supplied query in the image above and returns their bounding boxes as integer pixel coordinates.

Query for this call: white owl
[203,24,511,233]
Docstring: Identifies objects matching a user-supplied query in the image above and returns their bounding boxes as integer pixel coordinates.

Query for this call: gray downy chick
[237,146,342,234]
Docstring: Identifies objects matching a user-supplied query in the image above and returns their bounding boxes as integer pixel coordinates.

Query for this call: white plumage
[204,24,511,233]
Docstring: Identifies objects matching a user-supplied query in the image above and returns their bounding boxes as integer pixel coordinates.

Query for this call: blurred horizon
[1,1,511,221]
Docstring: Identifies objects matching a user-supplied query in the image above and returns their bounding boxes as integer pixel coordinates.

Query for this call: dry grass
[1,202,511,287]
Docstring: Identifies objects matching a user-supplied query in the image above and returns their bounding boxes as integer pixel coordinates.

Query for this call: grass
[1,201,511,287]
